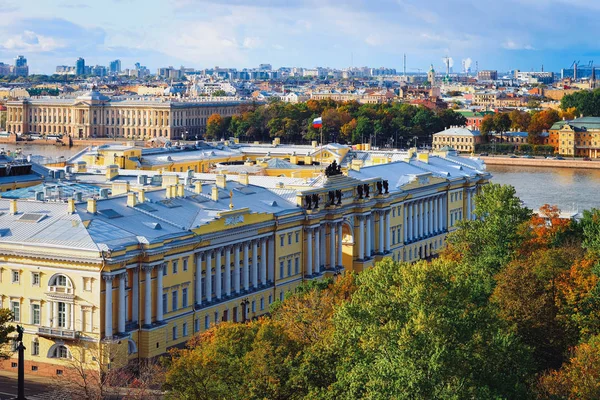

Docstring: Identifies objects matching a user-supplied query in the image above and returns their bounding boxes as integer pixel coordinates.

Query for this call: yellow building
[550,117,600,157]
[5,91,246,141]
[0,150,489,377]
[432,127,483,153]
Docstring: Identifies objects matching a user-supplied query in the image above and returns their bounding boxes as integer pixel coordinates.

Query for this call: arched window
[48,344,70,359]
[48,274,73,294]
[127,339,137,355]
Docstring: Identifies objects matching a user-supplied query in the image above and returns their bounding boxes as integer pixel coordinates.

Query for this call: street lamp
[412,136,418,148]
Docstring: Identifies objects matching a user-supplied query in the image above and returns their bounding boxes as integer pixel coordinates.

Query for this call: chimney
[106,164,119,181]
[138,188,146,203]
[127,192,137,208]
[87,198,97,214]
[111,181,130,195]
[211,185,219,201]
[67,198,76,214]
[194,181,202,194]
[239,172,249,186]
[166,185,172,199]
[9,199,17,215]
[216,174,227,189]
[177,183,185,198]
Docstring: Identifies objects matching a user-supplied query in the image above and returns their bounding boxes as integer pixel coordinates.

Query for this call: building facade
[550,117,600,157]
[432,127,483,153]
[0,151,489,377]
[5,91,245,141]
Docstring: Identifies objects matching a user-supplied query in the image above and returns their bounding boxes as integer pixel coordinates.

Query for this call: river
[2,144,598,213]
[487,164,600,213]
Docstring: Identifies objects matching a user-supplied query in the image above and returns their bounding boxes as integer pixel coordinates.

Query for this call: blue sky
[1,0,600,74]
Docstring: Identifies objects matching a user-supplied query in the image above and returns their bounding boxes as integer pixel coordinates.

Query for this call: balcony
[38,326,77,340]
[47,286,74,295]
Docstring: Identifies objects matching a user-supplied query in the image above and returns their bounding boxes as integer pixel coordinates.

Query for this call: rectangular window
[32,272,40,286]
[295,232,299,243]
[182,288,188,308]
[204,315,210,329]
[279,291,284,301]
[288,234,292,245]
[57,302,66,328]
[280,235,284,247]
[31,304,40,325]
[295,258,299,275]
[269,295,272,304]
[183,322,188,337]
[32,341,39,356]
[162,266,167,276]
[11,301,20,322]
[287,260,292,276]
[172,326,177,340]
[214,311,219,324]
[251,300,256,313]
[183,258,188,272]
[279,261,284,278]
[12,270,19,283]
[172,261,178,274]
[172,291,178,311]
[162,294,167,313]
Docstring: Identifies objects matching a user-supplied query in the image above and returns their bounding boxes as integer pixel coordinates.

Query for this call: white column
[260,239,267,284]
[118,273,126,333]
[195,253,203,306]
[337,222,343,266]
[156,265,164,321]
[306,228,313,276]
[320,225,326,269]
[444,195,448,230]
[205,254,212,302]
[70,303,74,330]
[104,276,113,337]
[438,196,443,232]
[379,212,385,253]
[144,267,152,326]
[53,301,58,328]
[206,251,213,301]
[132,269,139,323]
[413,202,418,240]
[314,228,320,274]
[330,223,336,269]
[426,199,431,236]
[366,215,372,258]
[385,211,391,252]
[215,250,222,299]
[243,242,249,291]
[358,217,365,260]
[370,215,375,255]
[467,190,471,220]
[252,240,258,288]
[234,244,240,293]
[225,246,232,295]
[268,238,275,282]
[418,201,423,238]
[46,301,52,327]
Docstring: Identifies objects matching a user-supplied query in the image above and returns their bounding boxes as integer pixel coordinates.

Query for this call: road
[0,371,71,400]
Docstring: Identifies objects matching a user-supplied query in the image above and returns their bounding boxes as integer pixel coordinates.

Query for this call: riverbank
[481,156,600,170]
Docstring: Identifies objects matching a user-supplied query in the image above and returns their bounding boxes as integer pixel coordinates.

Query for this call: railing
[38,326,77,339]
[47,286,74,295]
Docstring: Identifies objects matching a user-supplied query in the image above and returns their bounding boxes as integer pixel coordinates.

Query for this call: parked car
[479,152,489,156]
[522,155,534,159]
[509,155,518,158]
[556,156,565,160]
[583,157,592,161]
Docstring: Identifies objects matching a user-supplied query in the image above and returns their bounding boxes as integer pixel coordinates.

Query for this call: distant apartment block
[477,70,497,81]
[0,55,29,77]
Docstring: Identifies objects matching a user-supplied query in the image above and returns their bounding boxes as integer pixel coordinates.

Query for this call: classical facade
[432,127,482,153]
[0,150,489,377]
[550,117,600,157]
[5,91,246,141]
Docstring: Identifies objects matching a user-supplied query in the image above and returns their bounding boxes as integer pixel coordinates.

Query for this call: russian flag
[312,117,322,128]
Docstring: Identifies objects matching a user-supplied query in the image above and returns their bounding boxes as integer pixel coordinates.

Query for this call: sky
[1,0,600,75]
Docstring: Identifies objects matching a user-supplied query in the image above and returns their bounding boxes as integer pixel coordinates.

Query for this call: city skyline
[1,0,600,74]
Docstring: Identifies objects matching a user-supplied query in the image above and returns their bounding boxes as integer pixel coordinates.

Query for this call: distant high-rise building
[109,59,121,74]
[76,57,86,76]
[259,63,272,71]
[12,55,28,76]
[477,70,498,81]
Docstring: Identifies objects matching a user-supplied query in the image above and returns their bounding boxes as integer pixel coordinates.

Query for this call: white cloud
[1,30,65,52]
[243,36,261,49]
[502,39,535,51]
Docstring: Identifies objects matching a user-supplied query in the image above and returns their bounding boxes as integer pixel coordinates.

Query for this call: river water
[2,144,598,213]
[487,165,600,213]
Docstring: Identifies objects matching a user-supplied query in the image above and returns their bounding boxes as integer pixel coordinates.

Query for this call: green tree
[331,258,533,399]
[205,113,224,140]
[480,113,496,138]
[494,112,511,142]
[353,116,372,144]
[0,308,15,360]
[211,90,228,97]
[509,110,531,132]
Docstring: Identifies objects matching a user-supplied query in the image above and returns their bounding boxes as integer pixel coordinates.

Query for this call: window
[280,235,284,247]
[183,258,188,272]
[195,318,200,333]
[205,315,210,329]
[162,294,167,313]
[55,275,67,286]
[288,234,292,245]
[260,297,264,311]
[269,295,272,304]
[32,272,40,286]
[279,291,284,301]
[279,261,284,278]
[163,266,167,276]
[172,326,177,340]
[31,304,40,325]
[295,232,299,243]
[295,258,299,275]
[32,341,39,356]
[182,288,188,308]
[172,291,178,311]
[12,270,19,284]
[57,302,66,328]
[251,300,256,313]
[172,261,178,274]
[11,301,20,322]
[183,322,188,337]
[214,311,219,324]
[287,260,292,276]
